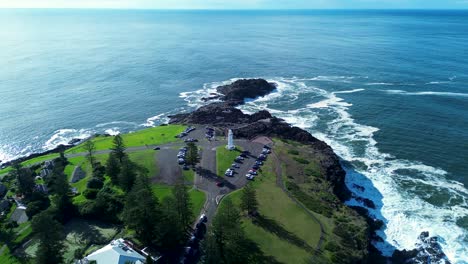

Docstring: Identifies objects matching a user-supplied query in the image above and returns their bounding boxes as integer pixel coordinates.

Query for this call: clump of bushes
[293,157,310,165]
[288,149,299,155]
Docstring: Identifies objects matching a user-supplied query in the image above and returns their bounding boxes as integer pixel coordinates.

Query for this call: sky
[0,0,466,9]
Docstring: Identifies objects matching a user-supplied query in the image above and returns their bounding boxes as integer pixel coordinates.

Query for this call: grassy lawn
[182,169,195,183]
[66,125,186,154]
[217,154,322,264]
[128,150,157,177]
[151,184,206,218]
[62,219,119,263]
[216,146,242,177]
[190,189,206,217]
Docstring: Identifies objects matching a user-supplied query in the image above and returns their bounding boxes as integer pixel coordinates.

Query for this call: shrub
[83,188,99,199]
[293,157,310,164]
[288,149,300,155]
[87,177,104,189]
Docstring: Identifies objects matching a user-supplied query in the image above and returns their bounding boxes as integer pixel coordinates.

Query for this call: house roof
[85,238,145,264]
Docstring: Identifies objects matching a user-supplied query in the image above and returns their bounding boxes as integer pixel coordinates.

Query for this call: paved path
[271,151,326,253]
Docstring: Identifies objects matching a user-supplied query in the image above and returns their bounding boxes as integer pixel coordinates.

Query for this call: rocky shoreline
[171,78,451,264]
[1,78,450,263]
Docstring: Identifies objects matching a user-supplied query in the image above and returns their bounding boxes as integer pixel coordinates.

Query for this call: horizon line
[0,7,468,11]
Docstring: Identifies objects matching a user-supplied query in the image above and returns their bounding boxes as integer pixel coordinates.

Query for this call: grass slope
[216,146,242,177]
[66,125,186,154]
[217,156,322,263]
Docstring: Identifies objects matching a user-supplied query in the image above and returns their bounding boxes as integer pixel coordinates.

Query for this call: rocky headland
[170,78,451,264]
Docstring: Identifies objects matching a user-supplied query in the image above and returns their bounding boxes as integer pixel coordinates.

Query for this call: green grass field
[0,246,21,264]
[217,154,322,263]
[128,149,157,177]
[66,125,186,154]
[152,185,206,218]
[216,146,242,177]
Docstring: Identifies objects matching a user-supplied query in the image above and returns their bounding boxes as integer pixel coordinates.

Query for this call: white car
[225,169,234,177]
[245,174,255,180]
[248,170,258,175]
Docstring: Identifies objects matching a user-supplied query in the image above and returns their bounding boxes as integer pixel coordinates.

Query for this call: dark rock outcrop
[170,79,351,201]
[392,232,451,264]
[202,79,276,106]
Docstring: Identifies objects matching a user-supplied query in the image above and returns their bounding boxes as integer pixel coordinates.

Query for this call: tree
[185,142,199,166]
[122,176,161,245]
[31,210,66,264]
[240,184,258,216]
[118,158,136,192]
[26,192,50,218]
[159,196,186,255]
[47,167,75,223]
[83,140,96,168]
[106,153,121,184]
[204,199,249,264]
[172,182,193,228]
[87,177,104,189]
[13,163,35,197]
[111,134,127,163]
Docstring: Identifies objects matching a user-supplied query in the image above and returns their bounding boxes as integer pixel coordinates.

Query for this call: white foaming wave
[385,90,468,98]
[366,82,396,86]
[233,78,468,263]
[96,121,137,128]
[143,113,170,127]
[334,88,365,94]
[43,128,93,150]
[104,128,120,136]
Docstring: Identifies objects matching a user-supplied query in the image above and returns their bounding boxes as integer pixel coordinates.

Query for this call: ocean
[0,9,467,263]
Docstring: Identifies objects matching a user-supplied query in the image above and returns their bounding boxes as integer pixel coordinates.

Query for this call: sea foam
[183,77,468,263]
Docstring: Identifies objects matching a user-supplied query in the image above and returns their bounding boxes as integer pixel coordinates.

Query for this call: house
[83,238,146,264]
[10,205,28,224]
[0,183,7,199]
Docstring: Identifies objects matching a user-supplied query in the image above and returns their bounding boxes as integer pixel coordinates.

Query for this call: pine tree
[185,142,199,166]
[204,199,248,264]
[240,183,258,216]
[172,182,193,228]
[47,167,75,223]
[83,140,96,168]
[32,210,66,264]
[118,157,136,192]
[16,167,35,197]
[111,134,127,163]
[106,152,121,184]
[122,176,161,245]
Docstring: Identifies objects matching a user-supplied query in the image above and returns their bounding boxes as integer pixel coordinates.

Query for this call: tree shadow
[252,214,314,252]
[240,237,283,264]
[194,167,236,190]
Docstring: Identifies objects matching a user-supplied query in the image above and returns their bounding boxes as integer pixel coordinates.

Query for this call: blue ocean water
[0,9,467,262]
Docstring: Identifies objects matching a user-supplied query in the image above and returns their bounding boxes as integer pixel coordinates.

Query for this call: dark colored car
[216,182,224,187]
[153,146,160,150]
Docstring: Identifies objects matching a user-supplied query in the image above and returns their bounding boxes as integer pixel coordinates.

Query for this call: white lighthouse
[226,129,235,150]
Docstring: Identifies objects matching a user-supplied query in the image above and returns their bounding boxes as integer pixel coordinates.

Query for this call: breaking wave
[385,90,468,98]
[182,77,468,263]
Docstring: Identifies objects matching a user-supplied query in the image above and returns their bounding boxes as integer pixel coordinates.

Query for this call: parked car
[178,158,185,164]
[216,182,224,187]
[225,169,234,177]
[153,146,160,150]
[199,214,207,223]
[245,174,255,180]
[183,165,190,170]
[231,163,240,169]
[236,156,244,160]
[252,165,260,170]
[255,161,263,165]
[240,153,247,158]
[248,170,258,175]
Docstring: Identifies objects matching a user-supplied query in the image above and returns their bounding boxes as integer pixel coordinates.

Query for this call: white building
[83,238,146,264]
[226,129,235,150]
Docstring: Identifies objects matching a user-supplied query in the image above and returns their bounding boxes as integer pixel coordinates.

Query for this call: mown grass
[217,156,322,264]
[66,125,186,154]
[152,185,206,218]
[216,146,242,177]
[128,149,157,177]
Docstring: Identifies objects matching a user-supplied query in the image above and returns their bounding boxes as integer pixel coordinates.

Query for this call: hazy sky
[0,0,466,9]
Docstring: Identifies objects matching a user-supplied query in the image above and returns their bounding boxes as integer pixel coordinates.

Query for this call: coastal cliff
[170,79,351,202]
